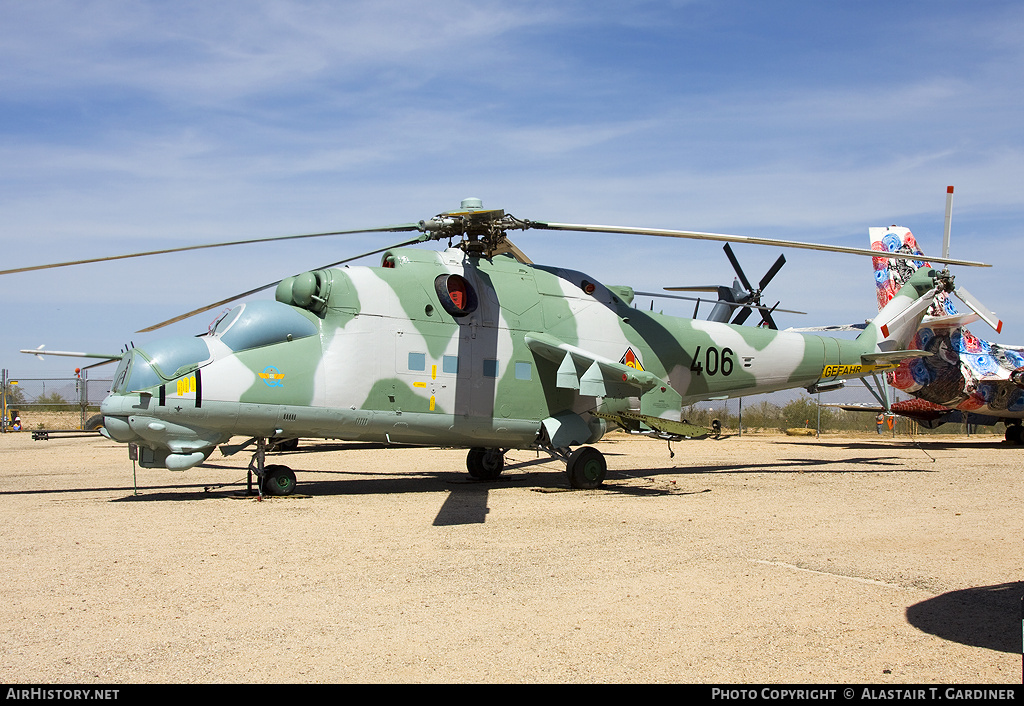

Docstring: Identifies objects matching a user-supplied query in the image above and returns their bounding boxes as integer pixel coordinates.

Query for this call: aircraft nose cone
[101,414,137,443]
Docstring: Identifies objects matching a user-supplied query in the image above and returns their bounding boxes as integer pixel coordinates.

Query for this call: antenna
[942,185,954,259]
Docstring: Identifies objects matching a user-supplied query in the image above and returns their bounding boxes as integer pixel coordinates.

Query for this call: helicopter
[822,189,1022,442]
[9,197,990,494]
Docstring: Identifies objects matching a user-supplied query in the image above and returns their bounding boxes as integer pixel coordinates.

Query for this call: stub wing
[524,332,660,398]
[524,332,695,436]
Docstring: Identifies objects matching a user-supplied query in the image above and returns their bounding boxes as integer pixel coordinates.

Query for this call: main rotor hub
[418,199,532,257]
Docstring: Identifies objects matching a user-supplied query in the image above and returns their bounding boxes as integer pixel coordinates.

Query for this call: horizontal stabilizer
[861,349,932,365]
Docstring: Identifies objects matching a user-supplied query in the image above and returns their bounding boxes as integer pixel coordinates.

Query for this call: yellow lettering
[176,376,196,396]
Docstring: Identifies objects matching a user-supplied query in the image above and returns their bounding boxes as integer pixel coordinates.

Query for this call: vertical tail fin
[870,225,961,322]
[857,265,941,353]
[867,225,1013,405]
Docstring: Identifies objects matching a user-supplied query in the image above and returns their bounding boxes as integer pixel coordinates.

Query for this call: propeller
[662,244,788,328]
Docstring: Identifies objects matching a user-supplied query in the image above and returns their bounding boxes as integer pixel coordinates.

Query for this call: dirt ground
[0,427,1020,684]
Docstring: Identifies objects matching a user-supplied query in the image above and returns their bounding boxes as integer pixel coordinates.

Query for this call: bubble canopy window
[110,301,320,394]
[209,300,319,352]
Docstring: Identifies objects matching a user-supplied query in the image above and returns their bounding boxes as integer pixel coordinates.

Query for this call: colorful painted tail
[868,227,1024,410]
[869,226,952,317]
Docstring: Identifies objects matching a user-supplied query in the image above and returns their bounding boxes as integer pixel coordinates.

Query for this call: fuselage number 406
[690,345,735,376]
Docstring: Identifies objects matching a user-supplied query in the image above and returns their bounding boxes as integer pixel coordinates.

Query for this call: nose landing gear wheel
[264,465,297,496]
[566,446,606,489]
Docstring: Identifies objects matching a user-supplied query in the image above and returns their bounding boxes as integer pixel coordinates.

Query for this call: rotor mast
[418,198,532,258]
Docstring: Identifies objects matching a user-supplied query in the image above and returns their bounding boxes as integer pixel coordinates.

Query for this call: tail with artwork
[866,225,1021,411]
[869,226,951,318]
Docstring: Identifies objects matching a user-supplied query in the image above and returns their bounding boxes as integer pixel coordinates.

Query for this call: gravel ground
[0,428,1020,684]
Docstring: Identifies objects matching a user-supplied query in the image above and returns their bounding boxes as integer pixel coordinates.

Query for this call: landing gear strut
[248,438,298,496]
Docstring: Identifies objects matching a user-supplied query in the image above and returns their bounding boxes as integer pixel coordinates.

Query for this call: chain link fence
[2,370,113,432]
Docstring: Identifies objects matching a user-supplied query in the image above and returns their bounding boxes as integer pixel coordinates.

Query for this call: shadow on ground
[906,581,1024,654]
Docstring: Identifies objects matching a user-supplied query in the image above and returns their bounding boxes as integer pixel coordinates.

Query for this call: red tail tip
[947,185,954,193]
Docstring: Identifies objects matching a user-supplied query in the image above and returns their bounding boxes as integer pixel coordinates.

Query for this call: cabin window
[442,355,459,374]
[515,362,532,381]
[408,352,426,371]
[483,359,499,378]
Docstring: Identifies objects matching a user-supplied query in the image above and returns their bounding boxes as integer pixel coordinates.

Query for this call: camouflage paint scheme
[870,227,1024,429]
[100,244,943,471]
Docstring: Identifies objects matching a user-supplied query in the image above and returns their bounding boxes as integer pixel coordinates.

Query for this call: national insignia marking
[260,366,285,387]
[621,347,644,371]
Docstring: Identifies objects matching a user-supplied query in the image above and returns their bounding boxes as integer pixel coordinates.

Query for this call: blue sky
[2,0,1022,394]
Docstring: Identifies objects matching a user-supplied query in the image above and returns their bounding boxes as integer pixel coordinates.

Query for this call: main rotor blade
[529,221,990,267]
[663,285,725,293]
[0,223,422,277]
[723,243,753,292]
[136,236,426,333]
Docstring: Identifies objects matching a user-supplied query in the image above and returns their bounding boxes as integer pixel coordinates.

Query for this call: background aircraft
[826,191,1023,443]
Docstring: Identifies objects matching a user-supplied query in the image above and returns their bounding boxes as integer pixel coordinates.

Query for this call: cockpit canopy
[110,301,319,394]
[208,300,319,351]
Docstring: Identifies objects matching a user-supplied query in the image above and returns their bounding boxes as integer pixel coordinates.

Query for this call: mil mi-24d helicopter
[7,196,991,494]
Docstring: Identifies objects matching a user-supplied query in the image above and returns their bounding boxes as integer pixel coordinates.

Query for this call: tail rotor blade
[953,286,1003,334]
[942,186,954,260]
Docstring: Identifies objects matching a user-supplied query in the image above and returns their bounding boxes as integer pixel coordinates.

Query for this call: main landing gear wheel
[467,447,505,480]
[566,446,607,490]
[263,464,297,496]
[1005,424,1022,445]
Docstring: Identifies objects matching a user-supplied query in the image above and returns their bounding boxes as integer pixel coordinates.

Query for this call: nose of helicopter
[98,342,225,470]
